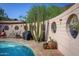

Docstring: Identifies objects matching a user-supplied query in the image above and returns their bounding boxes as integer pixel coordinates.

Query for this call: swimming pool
[0,41,35,56]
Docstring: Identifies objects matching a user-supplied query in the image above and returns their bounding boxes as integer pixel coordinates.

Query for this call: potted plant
[48,37,57,49]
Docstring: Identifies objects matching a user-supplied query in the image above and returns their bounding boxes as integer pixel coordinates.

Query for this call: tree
[25,5,68,22]
[25,5,48,41]
[24,4,73,42]
[14,19,18,21]
[47,5,64,19]
[0,7,9,21]
[26,6,38,23]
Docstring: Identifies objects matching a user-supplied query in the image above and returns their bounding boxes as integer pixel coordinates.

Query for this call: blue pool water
[0,41,35,56]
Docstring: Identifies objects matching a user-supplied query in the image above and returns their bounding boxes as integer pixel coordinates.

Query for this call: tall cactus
[33,22,39,42]
[26,5,46,42]
[39,23,44,42]
[32,21,45,42]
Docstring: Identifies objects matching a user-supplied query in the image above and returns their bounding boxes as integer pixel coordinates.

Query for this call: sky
[0,3,72,20]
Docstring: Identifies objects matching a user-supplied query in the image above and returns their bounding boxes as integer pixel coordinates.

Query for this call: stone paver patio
[0,38,63,56]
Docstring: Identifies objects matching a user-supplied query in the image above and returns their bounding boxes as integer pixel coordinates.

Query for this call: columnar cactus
[32,21,45,42]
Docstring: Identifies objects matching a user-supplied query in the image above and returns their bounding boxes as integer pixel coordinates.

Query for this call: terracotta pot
[48,41,57,49]
[43,43,48,49]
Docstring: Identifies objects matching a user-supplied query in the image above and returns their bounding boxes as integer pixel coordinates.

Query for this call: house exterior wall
[45,4,79,55]
[6,24,26,37]
[0,23,27,37]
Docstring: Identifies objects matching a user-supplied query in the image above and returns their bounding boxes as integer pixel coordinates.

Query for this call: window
[66,14,79,39]
[15,26,19,30]
[4,26,9,30]
[51,22,57,33]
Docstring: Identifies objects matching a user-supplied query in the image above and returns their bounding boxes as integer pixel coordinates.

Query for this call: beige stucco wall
[2,23,26,37]
[45,4,79,55]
